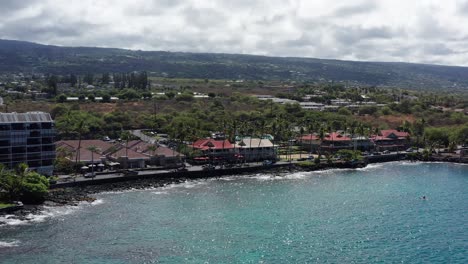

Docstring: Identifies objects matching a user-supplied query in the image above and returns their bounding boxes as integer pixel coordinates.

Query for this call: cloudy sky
[1,0,468,66]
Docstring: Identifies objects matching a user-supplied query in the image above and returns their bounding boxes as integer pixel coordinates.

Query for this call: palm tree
[147,145,158,156]
[318,127,325,159]
[120,131,132,169]
[74,120,88,173]
[256,119,266,162]
[306,122,316,156]
[298,126,305,159]
[86,145,99,178]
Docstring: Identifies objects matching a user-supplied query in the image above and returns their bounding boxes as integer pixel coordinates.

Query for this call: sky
[1,0,468,66]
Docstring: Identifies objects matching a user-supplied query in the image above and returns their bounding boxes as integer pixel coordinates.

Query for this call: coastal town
[1,2,468,262]
[0,70,467,209]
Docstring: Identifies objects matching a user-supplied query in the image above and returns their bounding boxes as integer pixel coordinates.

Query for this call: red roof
[380,130,410,138]
[299,134,319,141]
[323,132,351,142]
[192,139,234,150]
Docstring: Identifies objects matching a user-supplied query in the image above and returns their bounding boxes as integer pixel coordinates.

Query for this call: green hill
[1,39,467,92]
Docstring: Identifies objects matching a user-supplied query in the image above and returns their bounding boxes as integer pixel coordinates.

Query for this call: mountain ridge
[1,39,467,92]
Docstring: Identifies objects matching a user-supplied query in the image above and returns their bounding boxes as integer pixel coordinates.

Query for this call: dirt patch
[356,114,416,128]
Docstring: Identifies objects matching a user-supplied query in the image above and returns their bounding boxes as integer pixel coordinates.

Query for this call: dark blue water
[1,162,467,263]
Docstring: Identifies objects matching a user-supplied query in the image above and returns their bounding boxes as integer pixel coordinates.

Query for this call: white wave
[0,240,20,248]
[398,161,423,166]
[0,215,25,226]
[151,191,168,195]
[0,199,104,227]
[217,176,239,181]
[99,187,155,195]
[91,199,104,205]
[358,163,384,170]
[248,172,308,181]
[312,168,354,174]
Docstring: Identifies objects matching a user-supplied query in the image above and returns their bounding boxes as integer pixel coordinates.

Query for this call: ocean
[1,162,467,263]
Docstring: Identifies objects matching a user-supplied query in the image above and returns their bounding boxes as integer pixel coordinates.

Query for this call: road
[131,130,156,144]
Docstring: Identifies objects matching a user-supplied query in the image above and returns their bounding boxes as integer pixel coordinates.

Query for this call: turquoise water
[0,162,467,263]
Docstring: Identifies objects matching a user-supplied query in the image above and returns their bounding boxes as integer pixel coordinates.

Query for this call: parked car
[84,172,95,178]
[383,150,390,154]
[406,148,414,152]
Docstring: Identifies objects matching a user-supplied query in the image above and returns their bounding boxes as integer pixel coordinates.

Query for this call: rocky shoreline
[1,159,466,225]
[0,166,296,224]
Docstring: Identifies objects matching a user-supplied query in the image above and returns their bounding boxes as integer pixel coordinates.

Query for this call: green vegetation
[0,164,50,204]
[2,39,468,92]
[0,203,15,209]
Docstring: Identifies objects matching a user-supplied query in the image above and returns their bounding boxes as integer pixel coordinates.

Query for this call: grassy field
[0,203,15,209]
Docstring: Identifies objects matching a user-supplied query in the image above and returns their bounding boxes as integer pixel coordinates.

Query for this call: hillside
[1,39,468,92]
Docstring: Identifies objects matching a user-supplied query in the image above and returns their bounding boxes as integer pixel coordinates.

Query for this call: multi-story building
[0,112,56,175]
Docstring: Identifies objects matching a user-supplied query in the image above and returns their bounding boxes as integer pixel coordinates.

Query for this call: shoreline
[1,159,466,226]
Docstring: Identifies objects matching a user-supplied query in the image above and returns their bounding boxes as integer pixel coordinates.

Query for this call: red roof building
[371,129,410,151]
[192,139,234,151]
[323,132,351,142]
[321,132,352,152]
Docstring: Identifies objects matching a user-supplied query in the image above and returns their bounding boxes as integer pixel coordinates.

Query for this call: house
[104,145,150,169]
[191,139,234,163]
[127,140,183,167]
[235,138,277,162]
[371,130,410,151]
[56,139,183,169]
[320,132,352,152]
[300,102,325,111]
[297,134,321,153]
[350,136,375,151]
[298,132,362,153]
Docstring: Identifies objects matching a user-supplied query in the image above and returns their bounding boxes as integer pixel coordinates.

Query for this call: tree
[47,75,59,96]
[75,120,89,172]
[86,145,99,178]
[120,131,132,167]
[20,171,50,204]
[0,164,49,204]
[336,149,362,162]
[102,93,111,103]
[56,94,67,103]
[101,73,110,84]
[83,73,94,85]
[70,74,78,87]
[165,91,176,99]
[175,93,194,102]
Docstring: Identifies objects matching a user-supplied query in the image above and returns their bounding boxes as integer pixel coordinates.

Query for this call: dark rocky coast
[2,156,466,225]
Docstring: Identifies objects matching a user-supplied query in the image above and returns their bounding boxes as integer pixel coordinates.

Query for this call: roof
[56,139,184,162]
[0,112,53,123]
[192,139,234,150]
[235,138,274,148]
[106,146,151,160]
[56,140,113,163]
[379,130,410,139]
[299,134,319,141]
[128,140,183,157]
[323,132,351,142]
[57,140,114,153]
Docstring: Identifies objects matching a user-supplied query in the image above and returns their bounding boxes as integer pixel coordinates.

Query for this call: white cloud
[0,0,468,65]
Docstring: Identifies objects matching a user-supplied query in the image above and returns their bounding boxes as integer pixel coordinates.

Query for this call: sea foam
[0,199,104,227]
